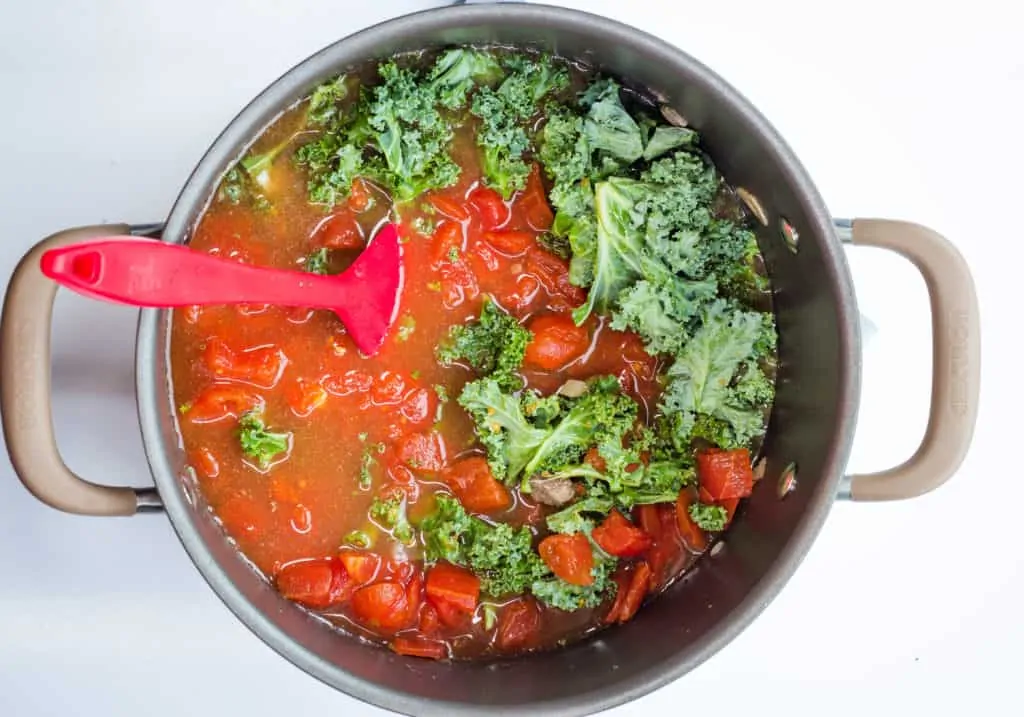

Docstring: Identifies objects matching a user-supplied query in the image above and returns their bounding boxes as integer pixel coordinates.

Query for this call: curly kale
[296,49,507,206]
[458,375,637,488]
[470,56,569,198]
[436,298,531,390]
[237,410,291,469]
[421,494,612,609]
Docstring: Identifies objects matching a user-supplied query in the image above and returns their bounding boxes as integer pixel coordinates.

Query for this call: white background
[0,0,1018,714]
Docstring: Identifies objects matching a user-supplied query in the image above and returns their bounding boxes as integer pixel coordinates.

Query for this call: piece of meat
[529,476,576,507]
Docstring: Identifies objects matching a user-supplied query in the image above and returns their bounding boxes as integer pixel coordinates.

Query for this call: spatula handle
[39,237,344,309]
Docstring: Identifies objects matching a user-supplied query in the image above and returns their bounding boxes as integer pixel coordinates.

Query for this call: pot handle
[1,225,163,516]
[836,218,980,501]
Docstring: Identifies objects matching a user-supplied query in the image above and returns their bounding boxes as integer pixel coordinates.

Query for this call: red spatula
[39,223,404,357]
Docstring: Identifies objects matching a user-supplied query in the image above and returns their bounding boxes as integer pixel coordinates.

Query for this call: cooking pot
[0,3,980,715]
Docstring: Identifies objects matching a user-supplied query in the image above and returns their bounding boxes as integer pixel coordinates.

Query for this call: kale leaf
[436,298,531,390]
[238,410,291,469]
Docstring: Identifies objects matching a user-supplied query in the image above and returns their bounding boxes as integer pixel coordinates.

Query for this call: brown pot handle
[1,225,162,516]
[837,218,980,501]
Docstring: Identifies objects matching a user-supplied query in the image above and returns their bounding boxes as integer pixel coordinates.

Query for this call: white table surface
[0,0,1017,714]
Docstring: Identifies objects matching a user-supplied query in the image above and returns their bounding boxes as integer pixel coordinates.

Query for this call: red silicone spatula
[39,223,404,357]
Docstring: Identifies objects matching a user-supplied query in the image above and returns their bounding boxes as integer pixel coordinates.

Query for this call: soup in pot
[171,47,777,660]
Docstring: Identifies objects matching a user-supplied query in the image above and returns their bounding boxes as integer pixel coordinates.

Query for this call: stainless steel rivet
[780,218,800,253]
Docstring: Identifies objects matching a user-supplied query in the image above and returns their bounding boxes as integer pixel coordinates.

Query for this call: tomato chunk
[203,338,287,388]
[395,431,446,473]
[468,185,510,229]
[431,221,465,267]
[347,178,372,213]
[425,562,481,616]
[525,246,585,306]
[441,457,511,513]
[591,509,653,558]
[418,603,441,635]
[497,598,541,651]
[615,562,651,623]
[275,558,350,609]
[482,230,535,256]
[635,503,683,592]
[516,164,554,232]
[697,448,754,500]
[675,487,709,553]
[338,550,381,586]
[430,194,471,221]
[188,383,262,423]
[314,212,364,249]
[524,314,590,370]
[286,377,327,417]
[390,636,447,660]
[350,581,412,631]
[539,533,594,586]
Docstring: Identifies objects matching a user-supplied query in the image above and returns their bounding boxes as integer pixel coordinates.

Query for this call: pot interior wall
[140,5,858,715]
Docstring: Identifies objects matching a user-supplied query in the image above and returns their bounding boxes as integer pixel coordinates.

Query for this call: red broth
[171,52,768,659]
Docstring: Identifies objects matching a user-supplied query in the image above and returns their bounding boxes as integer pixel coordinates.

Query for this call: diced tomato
[525,246,586,306]
[275,558,351,609]
[347,178,372,213]
[425,562,480,615]
[468,185,510,229]
[524,314,590,370]
[385,463,421,502]
[697,448,754,501]
[430,194,471,221]
[286,377,328,417]
[496,598,541,651]
[635,503,663,539]
[615,562,651,623]
[494,274,541,315]
[591,509,653,558]
[290,504,313,534]
[405,573,423,619]
[395,431,446,473]
[539,533,594,586]
[675,487,709,553]
[390,636,447,660]
[399,388,434,426]
[314,212,364,249]
[202,338,287,388]
[584,447,608,473]
[338,550,381,586]
[468,239,502,274]
[515,164,554,232]
[432,596,469,628]
[372,371,407,405]
[418,603,441,635]
[441,457,511,513]
[482,230,535,256]
[323,370,372,397]
[191,447,220,480]
[350,581,412,631]
[604,568,632,625]
[188,383,263,423]
[431,221,465,267]
[636,503,683,592]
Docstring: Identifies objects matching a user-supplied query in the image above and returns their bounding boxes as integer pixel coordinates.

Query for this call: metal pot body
[0,4,980,717]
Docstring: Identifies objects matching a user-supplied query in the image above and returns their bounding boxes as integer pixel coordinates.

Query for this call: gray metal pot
[0,4,980,716]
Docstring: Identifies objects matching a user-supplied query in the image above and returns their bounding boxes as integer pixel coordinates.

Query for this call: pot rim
[135,4,861,715]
